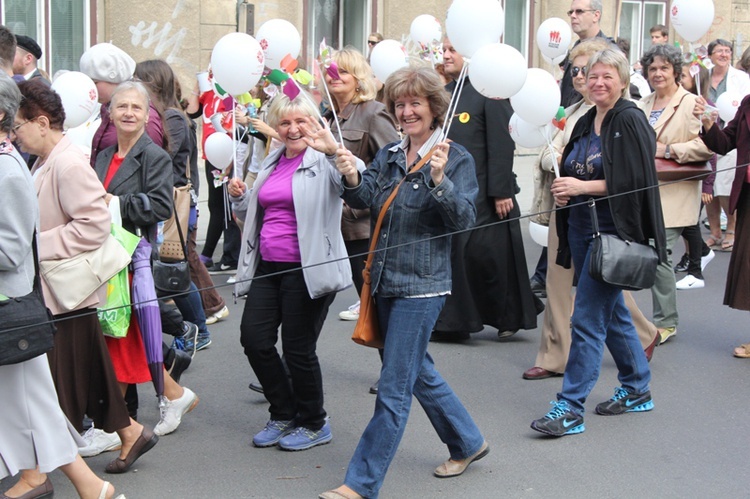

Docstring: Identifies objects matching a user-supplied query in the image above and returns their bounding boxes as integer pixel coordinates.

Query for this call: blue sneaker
[195,333,211,351]
[530,400,585,437]
[252,419,295,447]
[278,420,332,451]
[172,322,198,358]
[595,387,654,415]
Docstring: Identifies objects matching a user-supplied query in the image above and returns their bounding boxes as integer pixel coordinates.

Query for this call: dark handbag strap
[170,195,189,262]
[363,146,438,279]
[588,199,600,237]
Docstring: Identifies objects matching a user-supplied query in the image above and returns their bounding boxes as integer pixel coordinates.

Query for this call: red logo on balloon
[89,89,96,101]
[672,5,678,16]
[549,31,561,44]
[257,50,264,63]
[260,39,268,50]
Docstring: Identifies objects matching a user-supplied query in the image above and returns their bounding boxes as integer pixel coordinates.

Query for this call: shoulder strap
[654,92,691,143]
[363,146,438,276]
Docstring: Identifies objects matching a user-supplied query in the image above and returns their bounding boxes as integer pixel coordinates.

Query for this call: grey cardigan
[231,146,353,299]
[0,147,38,298]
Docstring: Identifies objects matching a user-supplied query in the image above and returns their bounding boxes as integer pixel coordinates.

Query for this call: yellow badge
[458,112,470,124]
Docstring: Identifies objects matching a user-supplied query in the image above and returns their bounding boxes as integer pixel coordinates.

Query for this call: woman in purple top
[228,92,352,451]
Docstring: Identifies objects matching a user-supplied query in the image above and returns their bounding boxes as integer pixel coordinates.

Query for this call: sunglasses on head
[571,65,587,77]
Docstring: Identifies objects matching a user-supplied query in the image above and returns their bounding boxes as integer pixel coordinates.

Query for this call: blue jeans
[558,226,651,415]
[173,282,209,339]
[344,295,484,498]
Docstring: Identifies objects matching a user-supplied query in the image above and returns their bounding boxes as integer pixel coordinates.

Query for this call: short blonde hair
[587,48,631,99]
[266,90,320,130]
[384,66,450,123]
[569,38,611,63]
[332,47,377,104]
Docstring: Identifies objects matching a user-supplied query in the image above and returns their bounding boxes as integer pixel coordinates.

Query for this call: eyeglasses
[711,48,732,56]
[571,65,587,77]
[567,8,596,17]
[11,118,36,133]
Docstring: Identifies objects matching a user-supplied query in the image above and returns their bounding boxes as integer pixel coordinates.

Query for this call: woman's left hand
[551,177,587,206]
[300,116,338,155]
[430,142,450,186]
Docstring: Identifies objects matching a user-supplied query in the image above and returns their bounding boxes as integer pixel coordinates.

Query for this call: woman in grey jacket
[228,91,351,452]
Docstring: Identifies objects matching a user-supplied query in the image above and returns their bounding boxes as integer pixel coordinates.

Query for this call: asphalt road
[3,156,748,498]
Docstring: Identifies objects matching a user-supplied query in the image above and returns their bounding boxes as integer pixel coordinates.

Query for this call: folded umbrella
[131,238,165,406]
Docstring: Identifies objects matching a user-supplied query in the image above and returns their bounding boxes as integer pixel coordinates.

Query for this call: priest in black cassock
[433,38,543,341]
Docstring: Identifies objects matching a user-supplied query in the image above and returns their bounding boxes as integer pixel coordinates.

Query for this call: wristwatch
[664,145,671,159]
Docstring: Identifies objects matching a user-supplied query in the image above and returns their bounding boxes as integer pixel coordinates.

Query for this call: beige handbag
[40,233,132,312]
[159,183,191,261]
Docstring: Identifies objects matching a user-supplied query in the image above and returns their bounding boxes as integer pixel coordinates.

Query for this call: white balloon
[204,132,234,169]
[50,71,98,129]
[670,0,715,43]
[469,43,527,99]
[445,0,504,58]
[508,113,552,148]
[528,221,549,247]
[536,17,572,60]
[211,33,265,96]
[716,91,742,123]
[510,68,561,126]
[542,53,568,66]
[369,40,410,83]
[410,14,442,46]
[256,19,302,70]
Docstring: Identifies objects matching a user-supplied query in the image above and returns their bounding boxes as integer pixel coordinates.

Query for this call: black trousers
[202,160,240,265]
[345,238,369,296]
[240,260,335,430]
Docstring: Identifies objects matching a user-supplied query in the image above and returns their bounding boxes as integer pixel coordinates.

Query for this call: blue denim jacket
[342,141,478,298]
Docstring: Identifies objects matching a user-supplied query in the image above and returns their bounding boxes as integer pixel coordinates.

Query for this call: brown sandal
[733,343,750,358]
[721,231,735,252]
[705,234,724,249]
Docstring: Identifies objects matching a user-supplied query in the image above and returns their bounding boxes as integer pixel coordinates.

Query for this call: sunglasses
[367,40,378,46]
[567,8,596,17]
[571,65,587,77]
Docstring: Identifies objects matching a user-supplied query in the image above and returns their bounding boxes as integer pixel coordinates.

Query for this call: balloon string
[441,60,469,141]
[232,96,239,180]
[318,63,344,144]
[547,139,560,178]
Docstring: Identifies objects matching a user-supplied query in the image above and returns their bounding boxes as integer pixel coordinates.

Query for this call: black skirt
[725,183,750,311]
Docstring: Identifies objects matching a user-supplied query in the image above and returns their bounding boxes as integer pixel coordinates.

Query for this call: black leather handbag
[152,205,191,297]
[587,199,658,291]
[0,234,57,366]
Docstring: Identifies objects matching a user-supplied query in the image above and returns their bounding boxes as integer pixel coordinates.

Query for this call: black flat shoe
[0,478,53,499]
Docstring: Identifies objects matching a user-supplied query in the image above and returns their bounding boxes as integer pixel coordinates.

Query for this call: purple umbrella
[131,238,165,404]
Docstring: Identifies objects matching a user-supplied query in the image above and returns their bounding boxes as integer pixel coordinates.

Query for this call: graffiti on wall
[128,0,189,66]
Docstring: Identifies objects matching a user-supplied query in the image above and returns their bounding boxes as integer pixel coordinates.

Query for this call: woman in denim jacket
[320,67,488,499]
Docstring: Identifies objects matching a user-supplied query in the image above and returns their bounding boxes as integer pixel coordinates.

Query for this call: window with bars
[2,0,89,76]
[619,0,667,64]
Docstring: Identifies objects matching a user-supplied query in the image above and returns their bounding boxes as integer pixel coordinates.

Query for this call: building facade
[3,0,748,94]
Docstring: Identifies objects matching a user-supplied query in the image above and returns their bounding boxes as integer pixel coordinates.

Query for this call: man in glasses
[560,0,612,107]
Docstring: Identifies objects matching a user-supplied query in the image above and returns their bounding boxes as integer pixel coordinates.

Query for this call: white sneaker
[226,275,236,284]
[701,249,715,271]
[338,301,360,321]
[79,427,122,457]
[154,387,199,436]
[205,305,230,325]
[676,274,705,290]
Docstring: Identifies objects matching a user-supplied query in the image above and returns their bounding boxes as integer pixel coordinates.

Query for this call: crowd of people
[2,1,750,496]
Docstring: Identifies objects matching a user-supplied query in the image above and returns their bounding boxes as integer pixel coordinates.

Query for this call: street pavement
[4,155,748,498]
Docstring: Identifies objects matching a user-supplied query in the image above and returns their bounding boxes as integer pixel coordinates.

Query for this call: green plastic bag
[98,225,140,338]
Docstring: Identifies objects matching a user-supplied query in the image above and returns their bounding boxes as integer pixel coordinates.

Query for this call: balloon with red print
[256,19,302,70]
[536,18,572,60]
[211,33,265,96]
[670,0,715,43]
